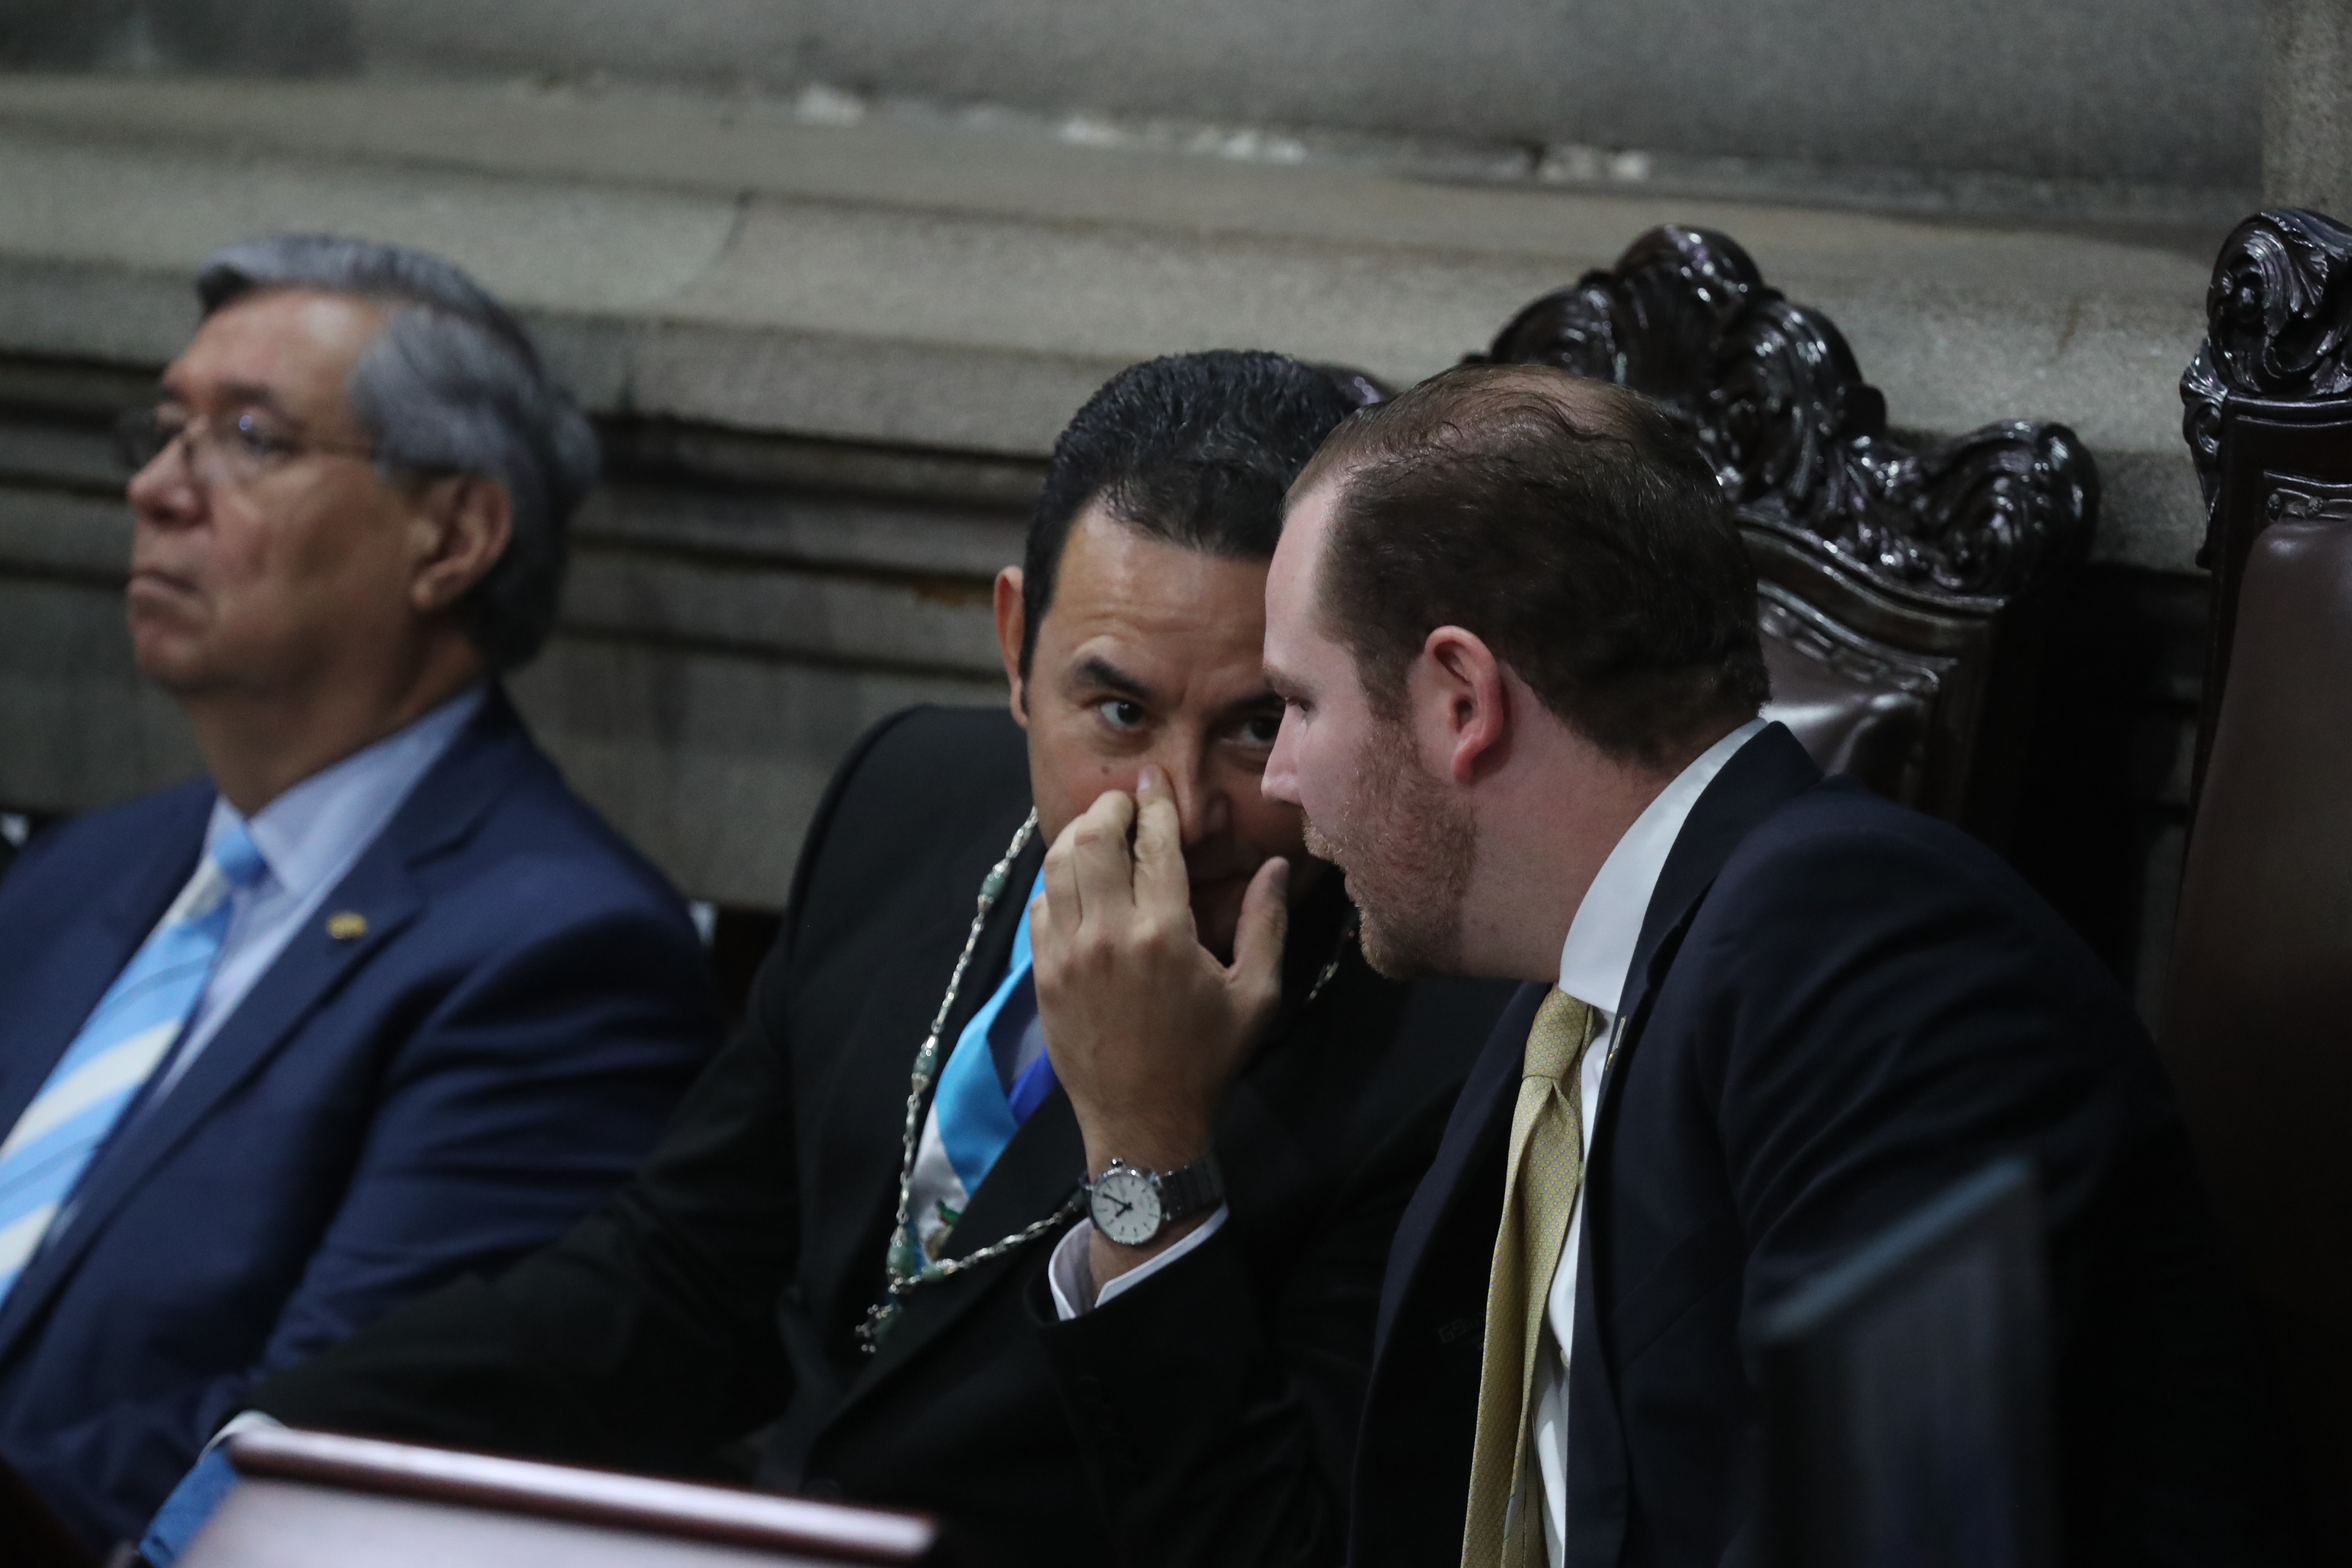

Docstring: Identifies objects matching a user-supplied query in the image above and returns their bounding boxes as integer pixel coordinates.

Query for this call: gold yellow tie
[1461,987,1600,1568]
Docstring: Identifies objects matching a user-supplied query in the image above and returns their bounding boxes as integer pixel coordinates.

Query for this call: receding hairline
[1286,363,1647,513]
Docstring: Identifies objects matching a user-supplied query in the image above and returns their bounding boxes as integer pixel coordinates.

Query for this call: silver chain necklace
[858,811,1078,1353]
[853,809,1356,1354]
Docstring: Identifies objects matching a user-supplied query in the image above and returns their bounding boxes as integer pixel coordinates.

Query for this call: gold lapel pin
[326,911,369,941]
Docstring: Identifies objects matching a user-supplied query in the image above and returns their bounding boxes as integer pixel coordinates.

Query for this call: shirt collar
[205,684,487,900]
[1556,717,1768,1016]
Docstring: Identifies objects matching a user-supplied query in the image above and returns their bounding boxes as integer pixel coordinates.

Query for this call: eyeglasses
[116,407,377,489]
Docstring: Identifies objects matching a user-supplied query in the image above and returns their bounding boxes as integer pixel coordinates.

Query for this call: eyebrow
[1069,654,1161,704]
[155,378,303,425]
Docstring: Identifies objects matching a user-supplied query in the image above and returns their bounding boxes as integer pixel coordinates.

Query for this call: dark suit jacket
[1353,723,2296,1568]
[0,689,718,1549]
[252,703,1512,1566]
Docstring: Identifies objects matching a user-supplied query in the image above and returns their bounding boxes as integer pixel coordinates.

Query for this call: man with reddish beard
[1240,363,2292,1566]
[1260,362,2286,1561]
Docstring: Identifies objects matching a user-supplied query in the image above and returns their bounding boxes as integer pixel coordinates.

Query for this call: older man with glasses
[0,235,719,1553]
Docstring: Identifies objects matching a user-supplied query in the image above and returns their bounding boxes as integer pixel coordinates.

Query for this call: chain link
[853,813,1357,1352]
[859,812,1053,1352]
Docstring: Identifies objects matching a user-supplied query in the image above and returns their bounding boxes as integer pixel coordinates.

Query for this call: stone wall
[0,0,2258,199]
[0,58,2247,1011]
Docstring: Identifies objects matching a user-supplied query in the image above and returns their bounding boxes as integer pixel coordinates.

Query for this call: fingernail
[1137,764,1162,792]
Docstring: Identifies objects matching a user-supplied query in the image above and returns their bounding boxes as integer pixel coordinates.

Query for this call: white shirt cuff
[204,1409,286,1455]
[1047,1203,1230,1319]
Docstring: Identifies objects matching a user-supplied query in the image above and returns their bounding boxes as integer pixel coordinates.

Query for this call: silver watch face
[1090,1167,1163,1246]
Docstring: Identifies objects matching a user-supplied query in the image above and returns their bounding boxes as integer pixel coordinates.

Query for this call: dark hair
[1020,351,1367,677]
[1296,362,1768,768]
[197,234,597,671]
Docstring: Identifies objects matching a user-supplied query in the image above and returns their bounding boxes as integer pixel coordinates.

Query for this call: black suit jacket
[252,704,1511,1566]
[1353,724,2296,1568]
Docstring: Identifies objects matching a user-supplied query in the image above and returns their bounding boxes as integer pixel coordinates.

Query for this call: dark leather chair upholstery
[1483,226,2098,841]
[2166,205,2352,1556]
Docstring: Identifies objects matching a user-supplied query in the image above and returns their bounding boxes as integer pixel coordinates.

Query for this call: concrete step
[0,73,2226,569]
[0,72,2229,926]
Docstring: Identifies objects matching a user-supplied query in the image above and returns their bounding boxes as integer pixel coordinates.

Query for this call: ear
[993,566,1030,728]
[408,476,514,616]
[1417,625,1511,784]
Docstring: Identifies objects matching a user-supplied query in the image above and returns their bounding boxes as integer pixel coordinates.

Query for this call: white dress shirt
[144,686,485,1105]
[1530,717,1764,1565]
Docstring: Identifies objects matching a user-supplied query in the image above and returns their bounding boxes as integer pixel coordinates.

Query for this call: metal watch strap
[1151,1153,1224,1226]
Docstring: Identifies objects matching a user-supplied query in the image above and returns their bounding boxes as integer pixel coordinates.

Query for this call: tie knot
[1523,988,1593,1082]
[210,823,269,890]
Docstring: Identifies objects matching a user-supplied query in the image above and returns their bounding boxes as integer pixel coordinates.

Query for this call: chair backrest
[1483,225,2098,842]
[2165,204,2352,1551]
[179,1427,937,1568]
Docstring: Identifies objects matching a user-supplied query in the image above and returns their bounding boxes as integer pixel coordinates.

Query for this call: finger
[1067,788,1139,927]
[1130,765,1189,921]
[1039,812,1093,956]
[1228,856,1291,1016]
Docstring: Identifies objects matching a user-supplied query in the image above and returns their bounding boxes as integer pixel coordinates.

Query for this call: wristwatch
[1086,1154,1225,1247]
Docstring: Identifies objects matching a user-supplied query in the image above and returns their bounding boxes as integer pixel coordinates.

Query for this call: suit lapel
[1373,981,1543,1356]
[1581,721,1822,1305]
[1608,723,1821,1052]
[1559,723,1821,1566]
[833,1081,1087,1421]
[804,827,1043,1341]
[0,696,530,1363]
[0,793,207,1141]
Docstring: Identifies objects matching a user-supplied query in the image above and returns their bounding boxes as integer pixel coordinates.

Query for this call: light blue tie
[0,823,266,1303]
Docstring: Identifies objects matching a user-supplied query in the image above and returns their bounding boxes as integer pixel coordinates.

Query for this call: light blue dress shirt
[144,684,486,1106]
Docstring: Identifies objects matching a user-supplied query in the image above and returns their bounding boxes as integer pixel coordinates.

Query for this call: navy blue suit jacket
[1351,724,2296,1568]
[0,689,719,1549]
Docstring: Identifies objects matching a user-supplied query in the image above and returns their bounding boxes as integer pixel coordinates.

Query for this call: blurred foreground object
[1760,1159,2054,1568]
[177,1427,933,1568]
[0,1447,92,1568]
[2167,203,2352,1560]
[1485,225,2098,846]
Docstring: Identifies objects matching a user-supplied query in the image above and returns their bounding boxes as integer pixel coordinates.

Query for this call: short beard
[1304,718,1476,980]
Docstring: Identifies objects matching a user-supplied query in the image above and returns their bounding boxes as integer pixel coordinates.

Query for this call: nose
[1262,710,1302,807]
[1147,734,1228,848]
[126,440,204,530]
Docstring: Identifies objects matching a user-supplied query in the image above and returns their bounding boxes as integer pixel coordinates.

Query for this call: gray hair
[196,234,597,670]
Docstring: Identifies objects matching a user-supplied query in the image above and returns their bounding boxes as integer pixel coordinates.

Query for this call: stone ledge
[0,74,2224,572]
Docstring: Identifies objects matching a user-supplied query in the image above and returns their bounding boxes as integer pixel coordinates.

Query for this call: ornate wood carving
[2181,207,2352,564]
[2177,207,2352,809]
[1484,224,2098,603]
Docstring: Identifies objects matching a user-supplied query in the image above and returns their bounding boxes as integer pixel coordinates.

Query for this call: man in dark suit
[0,235,718,1549]
[1250,364,2295,1566]
[144,351,1510,1567]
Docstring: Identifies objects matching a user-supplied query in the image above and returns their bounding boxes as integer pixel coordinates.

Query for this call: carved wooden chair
[1479,225,2099,842]
[2164,205,2352,1548]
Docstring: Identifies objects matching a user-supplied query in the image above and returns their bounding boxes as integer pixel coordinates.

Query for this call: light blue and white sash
[906,870,1057,1258]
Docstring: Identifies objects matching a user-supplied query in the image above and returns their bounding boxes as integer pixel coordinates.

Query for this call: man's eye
[1097,698,1146,729]
[1240,714,1281,745]
[230,414,294,461]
